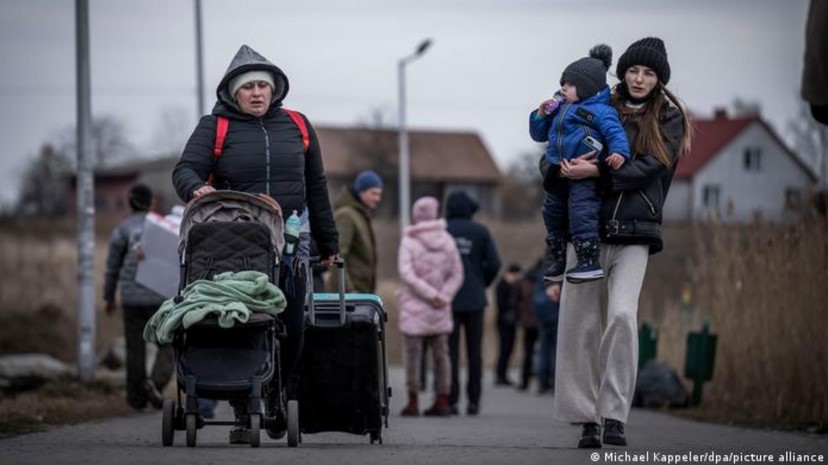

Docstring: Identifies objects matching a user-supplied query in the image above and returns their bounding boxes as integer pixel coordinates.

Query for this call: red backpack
[206,108,309,185]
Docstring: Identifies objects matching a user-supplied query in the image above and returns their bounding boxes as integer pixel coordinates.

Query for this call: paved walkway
[1,368,826,465]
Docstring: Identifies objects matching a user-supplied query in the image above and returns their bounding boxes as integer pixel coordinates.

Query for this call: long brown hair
[612,82,693,167]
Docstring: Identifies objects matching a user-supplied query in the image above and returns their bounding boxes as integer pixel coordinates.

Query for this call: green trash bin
[638,322,658,370]
[684,321,718,406]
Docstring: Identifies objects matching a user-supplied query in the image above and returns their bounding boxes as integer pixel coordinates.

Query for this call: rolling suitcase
[289,259,391,444]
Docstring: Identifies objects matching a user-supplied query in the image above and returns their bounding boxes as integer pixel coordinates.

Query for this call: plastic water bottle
[284,210,301,255]
[543,91,566,115]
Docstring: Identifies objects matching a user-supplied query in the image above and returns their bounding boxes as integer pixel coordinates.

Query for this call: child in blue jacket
[529,45,630,283]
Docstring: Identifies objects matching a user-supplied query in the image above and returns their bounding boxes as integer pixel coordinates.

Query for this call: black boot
[229,403,251,444]
[542,238,567,282]
[566,239,604,284]
[578,422,602,448]
[603,419,627,446]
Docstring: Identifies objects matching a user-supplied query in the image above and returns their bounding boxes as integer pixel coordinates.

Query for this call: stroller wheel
[162,400,175,446]
[185,413,197,447]
[287,400,300,447]
[249,414,261,448]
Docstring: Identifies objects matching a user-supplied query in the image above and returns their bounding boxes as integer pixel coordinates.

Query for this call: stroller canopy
[179,191,285,256]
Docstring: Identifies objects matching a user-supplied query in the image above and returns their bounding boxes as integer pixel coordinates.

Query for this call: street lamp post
[398,39,432,231]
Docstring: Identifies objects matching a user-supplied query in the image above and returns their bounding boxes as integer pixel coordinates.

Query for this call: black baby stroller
[159,191,300,448]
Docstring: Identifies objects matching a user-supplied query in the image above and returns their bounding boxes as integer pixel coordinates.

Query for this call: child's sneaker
[566,239,604,284]
[542,238,567,282]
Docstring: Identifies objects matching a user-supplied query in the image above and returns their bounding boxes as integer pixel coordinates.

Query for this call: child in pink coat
[397,196,464,417]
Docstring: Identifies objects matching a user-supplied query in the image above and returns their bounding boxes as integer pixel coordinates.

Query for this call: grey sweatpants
[553,243,649,424]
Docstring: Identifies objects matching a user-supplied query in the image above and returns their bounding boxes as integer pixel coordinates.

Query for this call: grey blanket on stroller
[144,270,287,344]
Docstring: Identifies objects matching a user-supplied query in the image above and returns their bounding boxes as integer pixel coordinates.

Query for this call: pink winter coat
[396,219,464,336]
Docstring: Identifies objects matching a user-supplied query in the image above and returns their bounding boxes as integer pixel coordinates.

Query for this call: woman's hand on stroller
[319,253,341,269]
[192,184,216,199]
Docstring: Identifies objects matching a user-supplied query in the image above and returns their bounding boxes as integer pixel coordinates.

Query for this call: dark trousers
[537,322,558,390]
[278,270,308,384]
[449,310,484,406]
[542,180,601,242]
[123,305,174,410]
[520,326,539,388]
[232,253,308,417]
[495,322,517,381]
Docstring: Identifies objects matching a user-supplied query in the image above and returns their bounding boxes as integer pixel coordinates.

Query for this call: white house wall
[663,180,690,222]
[691,123,814,222]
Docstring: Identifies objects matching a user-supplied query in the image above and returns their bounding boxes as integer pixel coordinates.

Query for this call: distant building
[316,126,502,218]
[65,126,502,219]
[65,157,179,217]
[664,110,818,222]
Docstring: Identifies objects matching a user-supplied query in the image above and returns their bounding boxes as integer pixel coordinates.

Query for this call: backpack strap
[206,116,230,186]
[283,108,310,151]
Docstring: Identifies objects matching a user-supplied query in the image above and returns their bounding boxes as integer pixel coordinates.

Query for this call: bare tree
[16,144,72,216]
[787,101,828,188]
[731,97,762,118]
[501,151,545,219]
[52,115,135,168]
[152,106,193,155]
[347,107,399,180]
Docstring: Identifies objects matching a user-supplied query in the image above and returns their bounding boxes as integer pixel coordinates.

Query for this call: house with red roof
[664,109,817,222]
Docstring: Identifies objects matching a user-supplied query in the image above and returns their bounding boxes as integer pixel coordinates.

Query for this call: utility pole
[397,38,432,231]
[194,0,205,118]
[75,0,96,383]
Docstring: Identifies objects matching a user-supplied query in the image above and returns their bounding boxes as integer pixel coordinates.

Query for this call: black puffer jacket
[173,45,339,257]
[596,105,685,254]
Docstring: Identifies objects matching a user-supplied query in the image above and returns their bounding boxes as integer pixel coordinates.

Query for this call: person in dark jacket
[494,264,522,386]
[103,184,173,412]
[542,37,692,448]
[529,45,630,284]
[444,190,502,415]
[172,44,339,443]
[534,279,560,395]
[514,261,540,392]
[327,170,383,293]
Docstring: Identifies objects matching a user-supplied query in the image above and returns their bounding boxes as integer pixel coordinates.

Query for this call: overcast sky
[0,0,811,207]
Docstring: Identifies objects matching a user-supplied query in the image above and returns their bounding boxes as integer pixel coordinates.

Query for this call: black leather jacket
[596,105,685,254]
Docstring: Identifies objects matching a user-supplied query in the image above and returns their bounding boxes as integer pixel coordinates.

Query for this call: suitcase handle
[334,258,346,325]
[307,257,347,326]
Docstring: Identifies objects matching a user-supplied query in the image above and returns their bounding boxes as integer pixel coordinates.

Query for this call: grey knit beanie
[560,44,612,100]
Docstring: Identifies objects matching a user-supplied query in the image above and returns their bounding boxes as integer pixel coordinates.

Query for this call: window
[743,147,762,172]
[703,184,720,208]
[785,188,803,211]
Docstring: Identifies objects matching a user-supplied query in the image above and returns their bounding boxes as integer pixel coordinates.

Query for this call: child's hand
[538,98,559,116]
[606,153,625,170]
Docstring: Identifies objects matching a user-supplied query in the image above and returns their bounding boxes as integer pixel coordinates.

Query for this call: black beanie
[128,184,153,212]
[560,44,612,100]
[616,37,671,84]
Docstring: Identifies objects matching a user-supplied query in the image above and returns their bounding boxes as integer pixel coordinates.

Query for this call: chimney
[713,107,728,120]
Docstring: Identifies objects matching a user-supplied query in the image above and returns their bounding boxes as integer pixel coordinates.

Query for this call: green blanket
[143,270,287,344]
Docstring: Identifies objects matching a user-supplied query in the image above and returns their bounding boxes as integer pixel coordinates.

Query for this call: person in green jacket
[328,170,383,293]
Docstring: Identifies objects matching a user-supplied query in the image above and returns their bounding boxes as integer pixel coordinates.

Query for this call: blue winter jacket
[529,85,630,165]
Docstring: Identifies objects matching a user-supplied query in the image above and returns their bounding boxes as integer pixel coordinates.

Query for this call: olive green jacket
[328,187,377,293]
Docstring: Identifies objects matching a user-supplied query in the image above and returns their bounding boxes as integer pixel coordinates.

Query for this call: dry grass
[0,221,123,363]
[0,378,132,438]
[679,218,827,429]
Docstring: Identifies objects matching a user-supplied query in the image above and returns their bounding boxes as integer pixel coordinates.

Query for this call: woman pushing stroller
[173,44,339,443]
